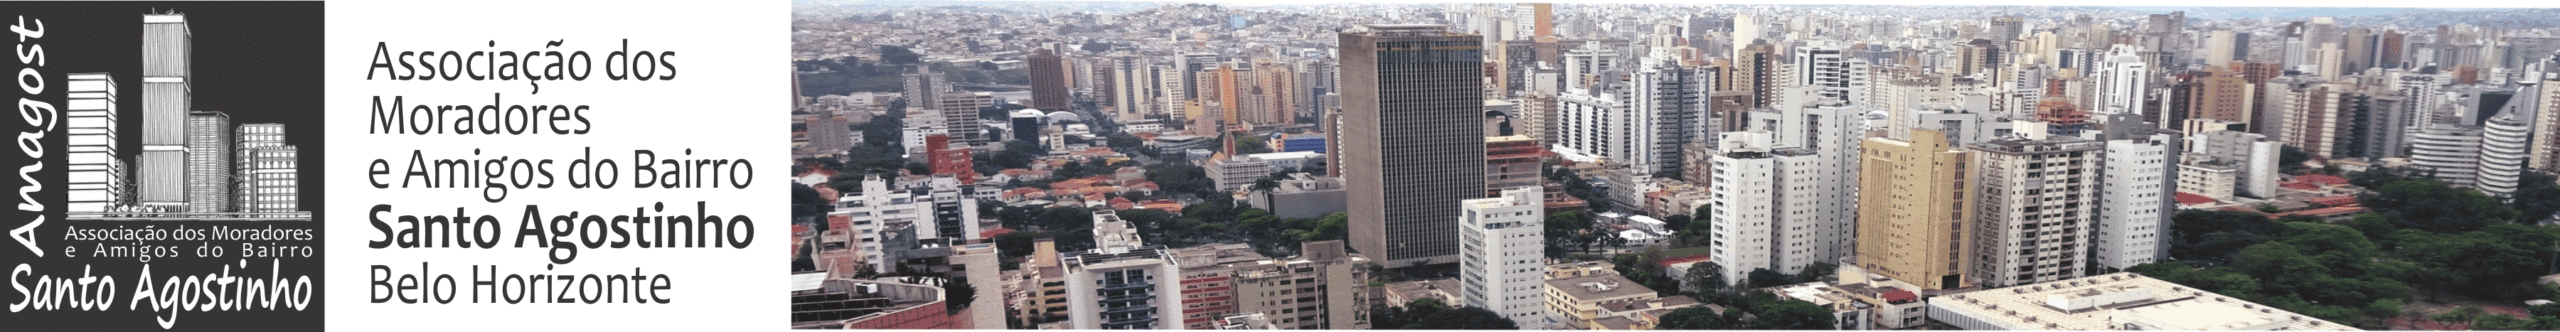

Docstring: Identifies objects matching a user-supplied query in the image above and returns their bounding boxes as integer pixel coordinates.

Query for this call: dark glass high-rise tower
[1339,24,1486,268]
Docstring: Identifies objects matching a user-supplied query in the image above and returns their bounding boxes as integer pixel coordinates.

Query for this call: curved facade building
[2477,111,2532,198]
[2409,124,2484,186]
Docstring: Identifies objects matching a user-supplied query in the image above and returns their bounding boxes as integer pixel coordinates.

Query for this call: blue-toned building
[1277,133,1326,153]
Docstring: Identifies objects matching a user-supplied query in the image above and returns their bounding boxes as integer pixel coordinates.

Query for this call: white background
[324,0,787,329]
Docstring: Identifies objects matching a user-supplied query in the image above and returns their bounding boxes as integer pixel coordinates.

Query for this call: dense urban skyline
[792,2,2560,330]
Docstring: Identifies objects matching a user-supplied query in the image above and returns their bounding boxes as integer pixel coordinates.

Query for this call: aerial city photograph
[787,1,2560,330]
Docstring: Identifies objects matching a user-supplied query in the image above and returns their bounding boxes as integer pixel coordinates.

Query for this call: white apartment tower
[1554,54,1712,174]
[1563,43,1621,92]
[2391,69,2446,138]
[1628,54,1715,175]
[1792,43,1874,107]
[2411,124,2485,186]
[834,175,922,272]
[2085,115,2179,271]
[1557,88,1628,163]
[1459,186,1547,329]
[1110,56,1159,120]
[1705,87,1866,286]
[919,176,981,243]
[1062,210,1185,329]
[1968,136,2104,288]
[2092,44,2150,117]
[2477,109,2531,198]
[2184,129,2282,198]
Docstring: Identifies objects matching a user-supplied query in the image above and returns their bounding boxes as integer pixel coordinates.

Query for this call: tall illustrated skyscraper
[140,13,191,210]
[185,111,233,213]
[66,73,122,212]
[1340,24,1487,268]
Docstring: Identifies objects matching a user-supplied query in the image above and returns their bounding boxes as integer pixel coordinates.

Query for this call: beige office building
[1856,129,1976,290]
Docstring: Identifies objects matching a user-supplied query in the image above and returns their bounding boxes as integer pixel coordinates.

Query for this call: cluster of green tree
[2135,175,2560,328]
[1605,250,1693,296]
[793,56,901,77]
[2278,145,2312,175]
[2515,172,2560,225]
[817,107,923,193]
[1654,286,1842,330]
[1233,135,1273,155]
[1545,165,1611,212]
[2130,221,2415,323]
[992,206,1101,251]
[856,103,907,143]
[1155,194,1347,256]
[993,196,1347,264]
[1227,210,1346,253]
[992,158,1130,190]
[1367,298,1517,330]
[2163,210,2287,264]
[1102,132,1143,150]
[1747,263,1838,289]
[877,45,922,64]
[2475,303,2560,330]
[2348,167,2559,224]
[928,61,1031,87]
[1154,197,1250,248]
[977,140,1047,179]
[1684,262,1726,295]
[991,230,1043,270]
[1543,211,1623,258]
[791,182,831,224]
[978,103,1030,125]
[2358,180,2521,234]
[796,62,912,95]
[1145,161,1217,197]
[1662,205,1717,248]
